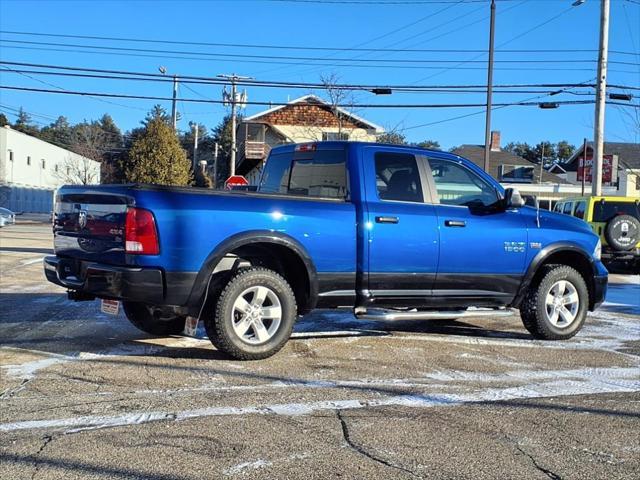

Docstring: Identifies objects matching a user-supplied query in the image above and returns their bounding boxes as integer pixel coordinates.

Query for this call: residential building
[236,95,383,184]
[549,141,640,197]
[0,126,101,213]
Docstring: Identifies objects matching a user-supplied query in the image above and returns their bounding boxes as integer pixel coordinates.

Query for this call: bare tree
[55,154,99,185]
[71,122,107,162]
[320,73,357,136]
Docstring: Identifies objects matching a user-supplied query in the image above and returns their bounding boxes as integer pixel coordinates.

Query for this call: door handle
[445,220,466,227]
[375,216,399,224]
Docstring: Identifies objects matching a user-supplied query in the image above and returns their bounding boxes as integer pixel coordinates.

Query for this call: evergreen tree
[211,114,235,186]
[415,140,441,150]
[0,113,8,127]
[123,110,191,185]
[556,140,575,162]
[13,107,39,137]
[377,132,406,145]
[40,116,73,148]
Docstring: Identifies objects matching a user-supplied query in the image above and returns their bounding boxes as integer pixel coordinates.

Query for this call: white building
[0,126,101,213]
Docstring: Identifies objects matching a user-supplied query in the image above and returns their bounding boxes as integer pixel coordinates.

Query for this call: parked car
[0,207,16,227]
[44,142,607,360]
[554,196,639,274]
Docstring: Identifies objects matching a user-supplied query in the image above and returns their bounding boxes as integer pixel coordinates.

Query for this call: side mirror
[504,188,525,209]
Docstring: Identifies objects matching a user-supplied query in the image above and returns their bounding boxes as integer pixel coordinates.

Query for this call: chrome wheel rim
[231,286,282,345]
[544,280,580,328]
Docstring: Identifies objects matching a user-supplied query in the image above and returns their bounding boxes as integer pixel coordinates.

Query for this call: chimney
[490,131,501,151]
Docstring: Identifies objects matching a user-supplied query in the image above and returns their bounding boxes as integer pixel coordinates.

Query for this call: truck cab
[45,141,608,360]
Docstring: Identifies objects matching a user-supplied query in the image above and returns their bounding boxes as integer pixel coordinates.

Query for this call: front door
[425,156,528,303]
[362,147,439,306]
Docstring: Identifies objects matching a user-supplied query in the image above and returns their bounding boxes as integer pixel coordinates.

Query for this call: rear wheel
[123,301,186,336]
[520,266,588,340]
[205,267,297,360]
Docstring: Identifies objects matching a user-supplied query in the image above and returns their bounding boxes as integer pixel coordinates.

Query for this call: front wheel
[520,266,589,340]
[205,267,297,360]
[123,301,186,336]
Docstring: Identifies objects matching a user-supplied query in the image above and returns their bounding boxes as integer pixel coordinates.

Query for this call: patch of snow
[223,459,271,476]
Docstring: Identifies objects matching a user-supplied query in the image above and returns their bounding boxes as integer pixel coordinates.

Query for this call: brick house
[236,94,383,184]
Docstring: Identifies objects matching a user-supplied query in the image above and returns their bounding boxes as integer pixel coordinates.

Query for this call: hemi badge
[530,242,542,249]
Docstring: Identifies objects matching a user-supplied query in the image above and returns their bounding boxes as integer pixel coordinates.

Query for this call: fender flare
[511,242,596,308]
[187,230,318,311]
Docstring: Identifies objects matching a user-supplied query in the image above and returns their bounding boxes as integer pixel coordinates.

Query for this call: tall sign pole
[483,0,496,172]
[592,0,610,196]
[581,137,587,196]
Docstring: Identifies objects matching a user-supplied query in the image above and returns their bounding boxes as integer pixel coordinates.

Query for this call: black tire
[123,301,186,336]
[605,214,640,252]
[520,266,589,340]
[205,267,297,360]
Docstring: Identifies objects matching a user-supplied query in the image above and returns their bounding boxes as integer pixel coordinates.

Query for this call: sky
[0,0,638,151]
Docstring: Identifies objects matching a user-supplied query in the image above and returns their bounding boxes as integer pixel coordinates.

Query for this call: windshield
[592,201,640,222]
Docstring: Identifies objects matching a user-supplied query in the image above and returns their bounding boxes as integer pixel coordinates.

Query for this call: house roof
[562,141,640,172]
[452,145,569,184]
[243,94,384,132]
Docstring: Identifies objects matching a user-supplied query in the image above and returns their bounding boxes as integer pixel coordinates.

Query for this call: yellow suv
[554,196,640,273]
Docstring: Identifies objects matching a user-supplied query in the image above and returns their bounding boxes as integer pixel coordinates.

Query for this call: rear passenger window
[563,202,573,215]
[574,201,586,219]
[259,148,347,199]
[375,152,423,203]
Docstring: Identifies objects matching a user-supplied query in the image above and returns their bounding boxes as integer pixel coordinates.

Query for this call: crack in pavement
[336,410,420,479]
[30,434,54,480]
[515,445,562,480]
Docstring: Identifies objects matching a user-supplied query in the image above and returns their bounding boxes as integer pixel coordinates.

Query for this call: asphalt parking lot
[1,222,639,480]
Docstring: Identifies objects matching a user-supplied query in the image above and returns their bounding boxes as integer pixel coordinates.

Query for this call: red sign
[577,154,616,184]
[225,175,249,189]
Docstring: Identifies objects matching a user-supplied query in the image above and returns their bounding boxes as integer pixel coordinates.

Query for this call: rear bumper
[43,256,194,306]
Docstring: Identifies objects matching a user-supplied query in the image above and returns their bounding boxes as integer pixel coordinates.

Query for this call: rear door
[362,146,439,305]
[425,156,528,302]
[54,187,131,265]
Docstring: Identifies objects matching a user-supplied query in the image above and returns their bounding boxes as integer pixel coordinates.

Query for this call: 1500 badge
[504,241,526,253]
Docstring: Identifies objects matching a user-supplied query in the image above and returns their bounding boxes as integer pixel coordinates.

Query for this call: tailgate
[54,188,132,264]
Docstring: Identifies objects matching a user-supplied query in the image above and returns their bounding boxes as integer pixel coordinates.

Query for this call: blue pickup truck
[44,141,608,360]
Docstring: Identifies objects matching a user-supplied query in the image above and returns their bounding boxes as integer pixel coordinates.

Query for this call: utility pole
[171,75,178,130]
[539,143,545,185]
[189,122,199,172]
[218,73,251,179]
[159,66,179,130]
[592,0,610,197]
[483,0,496,173]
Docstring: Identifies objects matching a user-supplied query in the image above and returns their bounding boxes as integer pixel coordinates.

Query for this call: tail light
[125,207,159,255]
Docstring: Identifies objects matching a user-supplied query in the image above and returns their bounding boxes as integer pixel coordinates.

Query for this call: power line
[7,42,636,72]
[4,84,638,109]
[5,38,633,65]
[6,60,632,91]
[1,29,635,56]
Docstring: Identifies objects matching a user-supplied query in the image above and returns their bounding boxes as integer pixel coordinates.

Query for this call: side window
[428,158,498,207]
[554,203,563,213]
[322,132,349,141]
[259,148,347,199]
[374,152,423,203]
[563,202,573,215]
[574,201,586,219]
